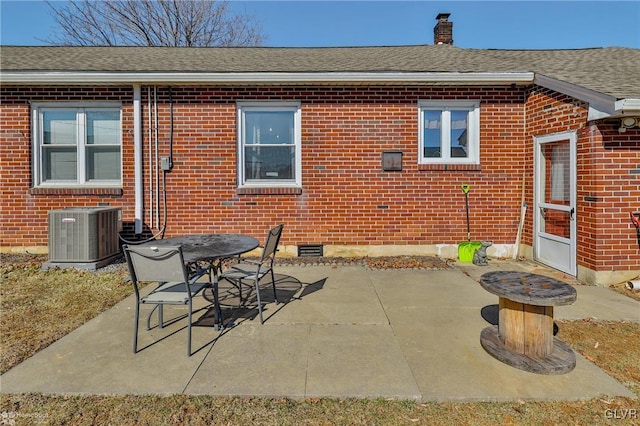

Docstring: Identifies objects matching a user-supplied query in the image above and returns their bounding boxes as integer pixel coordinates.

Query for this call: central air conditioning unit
[48,207,122,268]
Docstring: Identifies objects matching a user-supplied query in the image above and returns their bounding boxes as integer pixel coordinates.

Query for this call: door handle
[570,208,575,221]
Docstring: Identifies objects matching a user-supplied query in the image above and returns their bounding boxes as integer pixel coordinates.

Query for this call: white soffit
[0,71,534,85]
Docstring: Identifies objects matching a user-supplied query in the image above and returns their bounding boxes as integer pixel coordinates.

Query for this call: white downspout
[154,86,160,230]
[133,85,143,234]
[148,86,153,228]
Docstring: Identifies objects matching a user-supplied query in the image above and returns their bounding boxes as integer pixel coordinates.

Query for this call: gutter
[615,98,640,115]
[0,71,535,85]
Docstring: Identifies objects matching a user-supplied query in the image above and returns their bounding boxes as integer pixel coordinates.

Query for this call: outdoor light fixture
[618,116,638,133]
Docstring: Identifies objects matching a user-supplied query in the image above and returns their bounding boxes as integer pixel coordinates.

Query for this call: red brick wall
[578,121,640,271]
[1,85,530,251]
[0,87,135,249]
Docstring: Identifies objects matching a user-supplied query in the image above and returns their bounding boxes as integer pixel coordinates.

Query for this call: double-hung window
[418,100,480,164]
[32,103,122,187]
[237,102,301,188]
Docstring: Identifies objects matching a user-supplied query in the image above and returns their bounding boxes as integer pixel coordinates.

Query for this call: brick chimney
[434,13,453,45]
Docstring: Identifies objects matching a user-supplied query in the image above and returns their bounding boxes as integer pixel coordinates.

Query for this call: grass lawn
[1,255,638,425]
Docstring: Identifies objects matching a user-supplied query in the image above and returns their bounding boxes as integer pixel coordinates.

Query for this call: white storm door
[534,131,577,276]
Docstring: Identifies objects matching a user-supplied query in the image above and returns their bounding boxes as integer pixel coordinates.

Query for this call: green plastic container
[458,241,482,262]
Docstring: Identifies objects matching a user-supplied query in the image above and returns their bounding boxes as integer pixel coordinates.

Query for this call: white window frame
[418,100,480,164]
[236,101,302,188]
[31,102,123,187]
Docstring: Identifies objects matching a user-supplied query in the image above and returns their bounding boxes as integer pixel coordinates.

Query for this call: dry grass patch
[557,319,640,396]
[0,258,131,374]
[1,393,637,425]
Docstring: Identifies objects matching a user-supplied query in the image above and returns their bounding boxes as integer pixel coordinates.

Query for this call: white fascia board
[534,74,619,121]
[1,71,534,85]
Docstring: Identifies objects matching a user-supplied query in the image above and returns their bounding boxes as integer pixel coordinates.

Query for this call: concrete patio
[1,259,638,402]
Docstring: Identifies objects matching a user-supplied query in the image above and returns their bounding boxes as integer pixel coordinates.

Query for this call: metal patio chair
[220,224,284,324]
[123,244,210,356]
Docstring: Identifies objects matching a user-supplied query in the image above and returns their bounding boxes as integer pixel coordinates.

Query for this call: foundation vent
[298,244,324,257]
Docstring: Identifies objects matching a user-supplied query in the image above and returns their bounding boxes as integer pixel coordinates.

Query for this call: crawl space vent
[298,244,324,257]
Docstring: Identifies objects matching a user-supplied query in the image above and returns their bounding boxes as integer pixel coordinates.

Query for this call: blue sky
[1,1,639,49]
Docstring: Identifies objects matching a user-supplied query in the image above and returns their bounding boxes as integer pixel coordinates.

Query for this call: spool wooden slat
[523,303,553,357]
[499,297,525,352]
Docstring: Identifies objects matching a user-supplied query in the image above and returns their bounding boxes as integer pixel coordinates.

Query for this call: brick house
[1,17,639,286]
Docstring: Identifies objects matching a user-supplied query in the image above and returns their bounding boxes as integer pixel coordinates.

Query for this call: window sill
[418,164,482,172]
[30,187,123,196]
[237,187,303,195]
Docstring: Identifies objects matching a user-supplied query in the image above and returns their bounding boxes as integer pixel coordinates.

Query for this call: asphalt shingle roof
[1,45,639,99]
